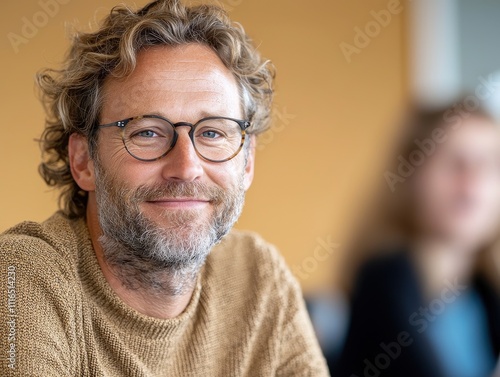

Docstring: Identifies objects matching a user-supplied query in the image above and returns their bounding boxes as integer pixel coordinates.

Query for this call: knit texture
[0,212,329,376]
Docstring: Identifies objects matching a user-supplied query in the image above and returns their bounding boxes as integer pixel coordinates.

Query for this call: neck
[411,237,477,298]
[86,208,196,319]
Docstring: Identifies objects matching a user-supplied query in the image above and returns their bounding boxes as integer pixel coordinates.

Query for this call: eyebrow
[144,110,233,121]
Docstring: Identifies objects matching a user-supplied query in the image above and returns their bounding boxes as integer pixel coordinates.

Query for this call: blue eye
[137,130,157,138]
[202,130,220,139]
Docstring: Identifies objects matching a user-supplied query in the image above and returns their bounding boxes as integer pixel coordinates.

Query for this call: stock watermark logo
[384,126,448,192]
[257,106,296,151]
[291,236,340,280]
[6,266,17,370]
[7,0,71,54]
[384,74,500,192]
[340,0,404,63]
[408,278,467,333]
[350,278,467,377]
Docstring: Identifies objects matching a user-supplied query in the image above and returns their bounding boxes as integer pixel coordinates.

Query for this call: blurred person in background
[334,101,500,377]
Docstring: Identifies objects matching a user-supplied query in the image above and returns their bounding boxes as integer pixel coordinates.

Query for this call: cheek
[478,176,500,211]
[98,132,127,162]
[411,169,457,228]
[97,140,151,184]
[414,169,448,205]
[204,157,246,188]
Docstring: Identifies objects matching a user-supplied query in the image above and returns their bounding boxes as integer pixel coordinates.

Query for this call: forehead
[101,44,242,121]
[444,116,500,153]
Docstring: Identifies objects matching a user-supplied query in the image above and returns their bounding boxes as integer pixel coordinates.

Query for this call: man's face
[80,44,254,281]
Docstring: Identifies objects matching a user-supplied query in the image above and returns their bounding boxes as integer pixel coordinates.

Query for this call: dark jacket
[334,252,500,377]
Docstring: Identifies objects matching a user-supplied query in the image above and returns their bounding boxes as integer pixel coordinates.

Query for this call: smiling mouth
[145,198,211,208]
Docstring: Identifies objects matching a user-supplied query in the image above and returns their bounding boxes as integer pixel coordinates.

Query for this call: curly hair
[37,0,275,218]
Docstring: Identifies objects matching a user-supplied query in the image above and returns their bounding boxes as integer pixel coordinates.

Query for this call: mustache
[129,181,226,204]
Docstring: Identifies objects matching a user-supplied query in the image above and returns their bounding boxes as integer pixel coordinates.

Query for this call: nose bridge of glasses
[172,121,195,130]
[171,121,196,144]
[170,122,196,149]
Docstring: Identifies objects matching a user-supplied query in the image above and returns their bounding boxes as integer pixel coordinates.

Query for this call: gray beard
[94,161,245,296]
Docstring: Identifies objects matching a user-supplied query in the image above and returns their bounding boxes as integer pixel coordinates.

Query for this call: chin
[147,206,212,228]
[442,228,488,251]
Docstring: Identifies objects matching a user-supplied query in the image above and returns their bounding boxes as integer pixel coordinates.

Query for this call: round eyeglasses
[98,115,251,163]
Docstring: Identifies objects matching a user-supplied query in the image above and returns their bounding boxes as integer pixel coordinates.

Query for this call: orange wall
[0,0,406,292]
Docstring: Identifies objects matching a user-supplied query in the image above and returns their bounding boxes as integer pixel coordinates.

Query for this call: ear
[243,135,256,191]
[69,133,96,192]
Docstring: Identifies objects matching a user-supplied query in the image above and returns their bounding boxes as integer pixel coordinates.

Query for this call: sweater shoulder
[0,212,80,272]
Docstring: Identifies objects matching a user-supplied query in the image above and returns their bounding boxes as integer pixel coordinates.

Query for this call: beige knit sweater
[0,213,329,376]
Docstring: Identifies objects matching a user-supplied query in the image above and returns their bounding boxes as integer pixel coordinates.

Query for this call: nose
[160,127,203,182]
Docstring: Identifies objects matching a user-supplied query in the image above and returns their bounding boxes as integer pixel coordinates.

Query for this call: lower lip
[145,200,209,209]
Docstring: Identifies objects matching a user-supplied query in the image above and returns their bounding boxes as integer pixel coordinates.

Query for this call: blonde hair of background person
[0,1,330,375]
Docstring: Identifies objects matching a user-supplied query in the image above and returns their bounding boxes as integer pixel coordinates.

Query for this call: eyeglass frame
[98,114,251,163]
